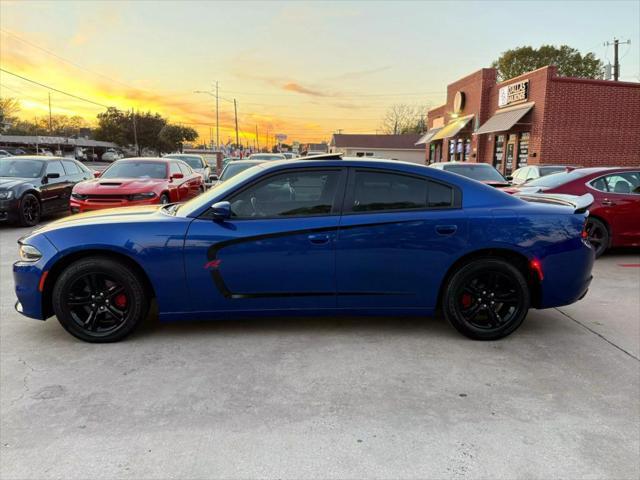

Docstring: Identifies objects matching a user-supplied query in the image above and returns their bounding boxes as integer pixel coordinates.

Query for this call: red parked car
[70,157,204,213]
[509,167,640,257]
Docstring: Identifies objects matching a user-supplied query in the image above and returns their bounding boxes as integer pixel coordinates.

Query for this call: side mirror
[526,177,534,182]
[505,175,513,181]
[210,201,231,221]
[46,173,60,179]
[209,174,219,182]
[171,173,184,180]
[93,171,101,178]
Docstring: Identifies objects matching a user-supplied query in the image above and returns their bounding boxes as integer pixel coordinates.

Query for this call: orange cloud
[282,82,330,97]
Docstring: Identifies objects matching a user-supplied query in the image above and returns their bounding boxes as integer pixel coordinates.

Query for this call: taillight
[581,219,589,239]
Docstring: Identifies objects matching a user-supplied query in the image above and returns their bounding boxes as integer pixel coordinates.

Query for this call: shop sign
[498,79,529,107]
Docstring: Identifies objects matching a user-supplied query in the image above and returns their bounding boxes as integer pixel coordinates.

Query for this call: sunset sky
[1,0,638,146]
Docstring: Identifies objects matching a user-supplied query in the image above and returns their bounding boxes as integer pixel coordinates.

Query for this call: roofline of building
[334,146,424,151]
[551,76,640,88]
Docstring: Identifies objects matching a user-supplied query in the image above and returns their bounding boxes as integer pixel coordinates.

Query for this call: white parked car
[101,149,123,162]
[164,153,213,188]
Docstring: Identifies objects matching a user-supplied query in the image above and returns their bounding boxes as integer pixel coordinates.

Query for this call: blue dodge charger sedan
[13,156,594,342]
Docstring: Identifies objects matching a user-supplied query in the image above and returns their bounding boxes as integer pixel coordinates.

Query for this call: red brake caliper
[114,293,128,309]
[461,293,472,309]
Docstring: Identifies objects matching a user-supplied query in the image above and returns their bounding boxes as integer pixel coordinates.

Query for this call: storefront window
[464,138,471,161]
[493,135,505,171]
[517,132,530,168]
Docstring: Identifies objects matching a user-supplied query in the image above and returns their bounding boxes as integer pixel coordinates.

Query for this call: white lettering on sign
[498,80,529,107]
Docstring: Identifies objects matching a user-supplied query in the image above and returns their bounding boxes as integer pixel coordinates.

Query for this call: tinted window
[167,155,204,169]
[248,154,286,161]
[428,181,454,208]
[102,161,167,179]
[444,164,506,182]
[62,160,81,175]
[45,161,65,177]
[229,170,340,218]
[351,171,428,212]
[0,159,44,178]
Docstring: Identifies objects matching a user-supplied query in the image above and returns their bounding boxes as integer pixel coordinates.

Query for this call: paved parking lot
[1,219,638,479]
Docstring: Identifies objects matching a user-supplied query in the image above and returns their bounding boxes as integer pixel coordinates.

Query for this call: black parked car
[0,156,94,226]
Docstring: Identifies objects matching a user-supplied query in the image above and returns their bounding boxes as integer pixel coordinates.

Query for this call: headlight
[71,193,88,200]
[129,192,156,201]
[19,244,42,262]
[0,190,14,200]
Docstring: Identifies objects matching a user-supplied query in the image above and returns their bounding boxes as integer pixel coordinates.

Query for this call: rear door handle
[435,225,457,236]
[308,233,330,245]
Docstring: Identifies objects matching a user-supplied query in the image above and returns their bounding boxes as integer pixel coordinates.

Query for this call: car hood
[0,177,34,189]
[33,205,166,233]
[74,177,166,194]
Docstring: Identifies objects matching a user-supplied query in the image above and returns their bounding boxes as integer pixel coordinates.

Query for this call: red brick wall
[541,77,640,166]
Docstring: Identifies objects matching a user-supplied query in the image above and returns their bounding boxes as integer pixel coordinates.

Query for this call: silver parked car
[164,153,214,188]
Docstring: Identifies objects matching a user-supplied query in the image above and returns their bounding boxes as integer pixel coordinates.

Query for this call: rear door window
[346,170,457,213]
[45,161,66,177]
[62,160,81,175]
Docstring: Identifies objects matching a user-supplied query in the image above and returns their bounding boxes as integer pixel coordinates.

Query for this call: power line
[0,68,111,108]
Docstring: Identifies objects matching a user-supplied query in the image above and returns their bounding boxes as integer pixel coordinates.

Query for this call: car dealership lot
[1,221,638,479]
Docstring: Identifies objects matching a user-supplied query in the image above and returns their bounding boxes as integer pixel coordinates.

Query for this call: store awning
[430,115,474,141]
[414,127,443,145]
[475,102,534,135]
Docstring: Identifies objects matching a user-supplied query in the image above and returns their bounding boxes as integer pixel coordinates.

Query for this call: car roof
[115,157,170,162]
[431,162,493,167]
[225,159,264,165]
[165,153,203,159]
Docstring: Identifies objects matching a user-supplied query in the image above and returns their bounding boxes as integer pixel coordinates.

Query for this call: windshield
[249,154,285,161]
[178,164,264,216]
[101,161,167,179]
[0,158,44,178]
[166,155,204,169]
[444,164,506,182]
[526,169,591,188]
[220,163,258,181]
[539,166,567,177]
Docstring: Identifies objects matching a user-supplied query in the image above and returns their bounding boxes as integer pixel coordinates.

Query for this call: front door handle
[601,199,616,206]
[435,225,457,236]
[308,233,330,245]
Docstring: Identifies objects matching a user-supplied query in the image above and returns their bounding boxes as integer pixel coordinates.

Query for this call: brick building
[417,66,640,175]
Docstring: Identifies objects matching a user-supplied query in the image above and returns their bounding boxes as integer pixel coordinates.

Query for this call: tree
[492,45,603,81]
[380,104,427,135]
[159,124,198,153]
[0,97,21,130]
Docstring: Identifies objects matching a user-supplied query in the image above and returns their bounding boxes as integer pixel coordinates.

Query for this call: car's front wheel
[443,258,530,340]
[52,257,148,342]
[18,193,41,227]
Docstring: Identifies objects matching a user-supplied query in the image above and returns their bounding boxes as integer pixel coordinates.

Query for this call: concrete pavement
[1,222,638,479]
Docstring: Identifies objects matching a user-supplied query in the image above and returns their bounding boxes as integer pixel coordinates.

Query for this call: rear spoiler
[514,192,594,214]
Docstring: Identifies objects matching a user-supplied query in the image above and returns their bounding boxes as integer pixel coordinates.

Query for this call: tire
[443,258,530,340]
[585,217,609,258]
[18,193,41,227]
[159,193,170,204]
[52,257,148,343]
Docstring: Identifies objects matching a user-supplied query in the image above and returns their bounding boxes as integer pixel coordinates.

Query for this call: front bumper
[0,198,20,222]
[70,196,160,213]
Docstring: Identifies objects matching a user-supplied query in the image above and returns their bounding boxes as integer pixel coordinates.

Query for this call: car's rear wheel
[18,193,41,227]
[52,257,148,342]
[159,193,170,204]
[585,217,609,258]
[443,258,530,340]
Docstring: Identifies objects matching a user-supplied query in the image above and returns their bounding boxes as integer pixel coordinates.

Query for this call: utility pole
[48,92,52,134]
[233,99,239,147]
[215,81,219,149]
[255,124,260,151]
[132,108,139,156]
[605,38,631,81]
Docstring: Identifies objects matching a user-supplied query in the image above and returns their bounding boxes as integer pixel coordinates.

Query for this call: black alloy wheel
[159,193,170,204]
[19,193,41,227]
[585,217,609,258]
[52,257,148,342]
[443,258,530,340]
